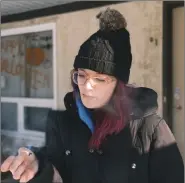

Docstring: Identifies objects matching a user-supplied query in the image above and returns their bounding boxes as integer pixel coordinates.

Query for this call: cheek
[77,80,117,108]
[100,90,112,102]
[78,85,83,93]
[97,83,117,104]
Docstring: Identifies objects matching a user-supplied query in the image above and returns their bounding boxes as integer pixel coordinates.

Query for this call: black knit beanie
[73,8,132,83]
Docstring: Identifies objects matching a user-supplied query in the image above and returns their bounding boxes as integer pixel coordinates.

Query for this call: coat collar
[63,85,158,120]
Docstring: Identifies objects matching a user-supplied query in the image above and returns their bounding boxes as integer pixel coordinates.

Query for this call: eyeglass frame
[72,70,116,86]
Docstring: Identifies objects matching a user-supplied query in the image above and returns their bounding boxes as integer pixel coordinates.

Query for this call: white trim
[18,103,24,132]
[1,23,56,37]
[1,130,45,139]
[52,23,58,110]
[1,97,54,107]
[1,130,44,138]
[20,130,45,138]
[1,130,45,147]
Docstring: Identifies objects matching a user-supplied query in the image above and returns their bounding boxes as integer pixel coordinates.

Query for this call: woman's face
[76,69,117,109]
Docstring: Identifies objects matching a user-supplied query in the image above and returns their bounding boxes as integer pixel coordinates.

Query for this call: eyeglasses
[72,71,114,86]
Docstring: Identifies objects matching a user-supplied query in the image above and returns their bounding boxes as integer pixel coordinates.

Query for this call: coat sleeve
[149,119,184,183]
[31,109,67,182]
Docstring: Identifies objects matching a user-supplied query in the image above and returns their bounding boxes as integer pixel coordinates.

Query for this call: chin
[80,94,104,109]
[82,100,104,110]
[81,99,96,109]
[82,101,95,109]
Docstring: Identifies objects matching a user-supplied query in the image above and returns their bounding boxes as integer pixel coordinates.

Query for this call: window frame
[1,23,57,140]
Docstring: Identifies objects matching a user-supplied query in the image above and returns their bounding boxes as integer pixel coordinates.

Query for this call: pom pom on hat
[96,8,127,31]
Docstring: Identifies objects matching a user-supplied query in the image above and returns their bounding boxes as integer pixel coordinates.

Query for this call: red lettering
[1,59,9,72]
[6,60,17,76]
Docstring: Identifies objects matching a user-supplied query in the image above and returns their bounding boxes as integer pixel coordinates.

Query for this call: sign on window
[1,30,53,98]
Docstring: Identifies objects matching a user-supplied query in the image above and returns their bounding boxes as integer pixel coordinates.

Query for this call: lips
[82,94,94,98]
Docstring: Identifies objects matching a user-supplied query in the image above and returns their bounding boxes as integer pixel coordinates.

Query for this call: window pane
[1,103,17,131]
[1,30,53,98]
[24,107,50,132]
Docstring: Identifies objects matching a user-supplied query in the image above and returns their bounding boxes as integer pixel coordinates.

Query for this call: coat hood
[64,85,158,119]
[125,84,158,118]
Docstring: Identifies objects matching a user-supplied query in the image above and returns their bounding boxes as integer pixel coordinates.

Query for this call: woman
[1,8,184,183]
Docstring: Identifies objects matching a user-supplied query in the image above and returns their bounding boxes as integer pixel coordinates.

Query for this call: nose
[84,79,94,90]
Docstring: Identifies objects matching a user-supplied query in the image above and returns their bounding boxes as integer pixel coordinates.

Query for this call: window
[1,23,57,139]
[1,30,53,98]
[24,107,50,132]
[1,103,17,131]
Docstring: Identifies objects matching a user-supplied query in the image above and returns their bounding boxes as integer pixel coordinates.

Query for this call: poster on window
[1,30,53,98]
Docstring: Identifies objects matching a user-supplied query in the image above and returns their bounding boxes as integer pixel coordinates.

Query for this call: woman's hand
[1,147,39,182]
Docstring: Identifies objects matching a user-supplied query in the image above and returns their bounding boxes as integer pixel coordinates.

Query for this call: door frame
[162,1,184,130]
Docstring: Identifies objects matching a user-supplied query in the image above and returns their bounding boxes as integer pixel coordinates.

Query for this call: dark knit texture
[73,8,132,83]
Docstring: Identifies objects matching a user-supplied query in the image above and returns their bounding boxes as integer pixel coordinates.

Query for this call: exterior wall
[1,1,163,115]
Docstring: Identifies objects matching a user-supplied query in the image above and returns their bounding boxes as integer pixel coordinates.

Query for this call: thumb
[18,147,35,162]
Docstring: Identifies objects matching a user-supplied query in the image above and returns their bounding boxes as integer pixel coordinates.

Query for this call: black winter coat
[31,87,184,183]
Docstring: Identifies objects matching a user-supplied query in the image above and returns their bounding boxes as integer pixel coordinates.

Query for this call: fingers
[19,161,38,183]
[1,148,38,182]
[1,156,15,172]
[9,155,25,174]
[10,147,36,175]
[12,161,27,180]
[19,169,34,183]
